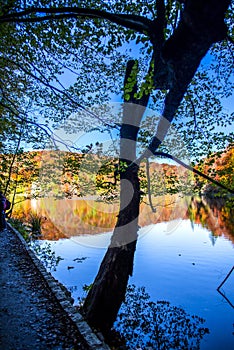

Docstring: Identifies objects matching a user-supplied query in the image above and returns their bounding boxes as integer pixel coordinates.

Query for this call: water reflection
[188,196,234,244]
[12,195,234,244]
[114,284,209,350]
[11,195,233,349]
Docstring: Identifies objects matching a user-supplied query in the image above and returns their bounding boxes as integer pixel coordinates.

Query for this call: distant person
[0,192,10,231]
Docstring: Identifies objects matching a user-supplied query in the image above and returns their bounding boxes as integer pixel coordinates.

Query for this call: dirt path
[0,226,89,350]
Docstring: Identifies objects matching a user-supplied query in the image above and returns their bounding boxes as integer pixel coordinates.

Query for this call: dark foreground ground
[0,226,89,350]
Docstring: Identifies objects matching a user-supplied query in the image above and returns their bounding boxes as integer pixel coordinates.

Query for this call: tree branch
[0,101,116,155]
[146,158,156,212]
[217,266,234,291]
[187,94,209,140]
[153,151,234,195]
[155,0,166,38]
[217,265,234,309]
[0,101,77,152]
[4,120,24,196]
[0,6,152,35]
[3,56,119,130]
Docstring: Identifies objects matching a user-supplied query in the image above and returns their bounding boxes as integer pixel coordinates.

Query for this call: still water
[14,195,234,349]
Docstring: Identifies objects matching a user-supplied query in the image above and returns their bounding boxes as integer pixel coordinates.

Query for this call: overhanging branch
[0,6,152,35]
[153,151,234,195]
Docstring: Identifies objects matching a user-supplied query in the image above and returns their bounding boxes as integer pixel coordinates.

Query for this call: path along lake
[13,195,234,349]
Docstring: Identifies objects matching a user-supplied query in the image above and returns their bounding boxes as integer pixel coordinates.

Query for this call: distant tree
[194,144,234,194]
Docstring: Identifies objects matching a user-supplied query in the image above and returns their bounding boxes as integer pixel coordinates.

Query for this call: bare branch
[0,101,52,140]
[217,266,234,290]
[0,100,115,154]
[0,80,22,112]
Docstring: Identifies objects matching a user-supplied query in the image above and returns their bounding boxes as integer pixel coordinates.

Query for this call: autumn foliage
[194,145,234,195]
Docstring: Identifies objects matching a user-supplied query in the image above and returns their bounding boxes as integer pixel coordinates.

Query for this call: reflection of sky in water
[71,231,112,248]
[38,219,234,349]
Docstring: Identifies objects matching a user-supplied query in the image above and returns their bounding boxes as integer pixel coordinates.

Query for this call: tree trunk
[82,161,140,335]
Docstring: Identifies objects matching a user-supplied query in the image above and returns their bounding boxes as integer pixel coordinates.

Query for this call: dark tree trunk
[82,161,141,335]
[83,61,149,335]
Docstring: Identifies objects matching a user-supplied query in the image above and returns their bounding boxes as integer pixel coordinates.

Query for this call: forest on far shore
[0,144,233,204]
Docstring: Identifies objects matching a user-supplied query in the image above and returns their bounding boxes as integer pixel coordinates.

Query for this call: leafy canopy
[0,0,233,163]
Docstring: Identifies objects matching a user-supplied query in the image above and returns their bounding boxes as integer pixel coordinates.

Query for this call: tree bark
[82,162,140,334]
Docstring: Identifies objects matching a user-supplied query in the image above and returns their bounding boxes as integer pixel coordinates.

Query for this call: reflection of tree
[188,196,234,244]
[114,285,209,350]
[30,241,62,272]
[12,194,234,244]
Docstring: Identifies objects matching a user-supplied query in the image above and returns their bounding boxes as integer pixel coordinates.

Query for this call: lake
[13,195,234,349]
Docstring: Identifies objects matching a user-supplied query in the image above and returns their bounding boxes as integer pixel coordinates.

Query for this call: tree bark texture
[83,137,141,335]
[82,163,140,334]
